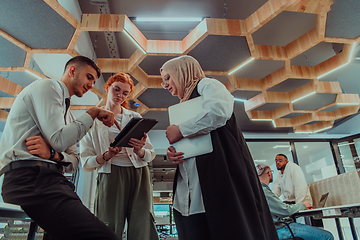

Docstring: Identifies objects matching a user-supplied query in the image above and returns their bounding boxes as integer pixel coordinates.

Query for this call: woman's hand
[98,146,122,164]
[165,125,183,144]
[167,146,184,165]
[129,133,147,158]
[107,146,122,158]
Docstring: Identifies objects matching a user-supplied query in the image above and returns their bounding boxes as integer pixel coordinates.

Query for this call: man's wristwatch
[49,146,56,160]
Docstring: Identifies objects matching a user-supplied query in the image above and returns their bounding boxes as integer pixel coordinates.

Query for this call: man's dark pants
[2,166,120,240]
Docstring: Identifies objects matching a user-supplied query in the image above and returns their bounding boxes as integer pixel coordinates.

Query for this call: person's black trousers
[1,166,120,240]
[173,209,211,240]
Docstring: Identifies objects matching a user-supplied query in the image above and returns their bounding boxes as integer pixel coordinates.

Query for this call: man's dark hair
[64,56,101,78]
[276,153,288,160]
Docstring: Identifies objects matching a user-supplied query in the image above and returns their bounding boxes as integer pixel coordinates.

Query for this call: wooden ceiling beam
[254,45,287,60]
[133,99,149,115]
[262,66,289,90]
[44,0,80,28]
[336,94,360,105]
[244,92,267,112]
[68,28,82,51]
[331,105,360,119]
[24,52,33,68]
[315,81,342,93]
[246,35,256,57]
[124,16,148,52]
[70,105,92,110]
[245,0,291,34]
[289,80,315,103]
[24,67,47,79]
[182,20,209,54]
[315,43,353,78]
[0,75,25,96]
[80,14,125,32]
[0,97,16,109]
[323,37,356,44]
[0,109,9,122]
[286,28,321,59]
[147,76,163,89]
[290,65,317,79]
[233,77,263,91]
[294,121,333,133]
[146,40,182,56]
[130,66,150,87]
[97,58,129,73]
[286,0,332,14]
[272,103,293,119]
[206,18,246,36]
[0,30,30,51]
[246,110,273,120]
[132,83,147,99]
[128,49,147,72]
[203,71,228,76]
[315,12,327,39]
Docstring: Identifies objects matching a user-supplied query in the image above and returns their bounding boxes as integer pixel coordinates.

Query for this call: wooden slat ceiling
[0,0,360,134]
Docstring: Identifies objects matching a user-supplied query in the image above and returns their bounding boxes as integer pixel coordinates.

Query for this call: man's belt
[0,160,70,176]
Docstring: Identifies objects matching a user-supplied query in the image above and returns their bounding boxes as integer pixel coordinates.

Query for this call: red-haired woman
[80,72,159,240]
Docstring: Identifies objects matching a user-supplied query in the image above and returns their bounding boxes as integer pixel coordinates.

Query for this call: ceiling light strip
[251,119,276,127]
[228,58,254,75]
[336,103,359,106]
[318,42,356,79]
[313,126,332,133]
[348,42,357,62]
[25,70,40,78]
[136,17,203,22]
[234,98,247,102]
[337,142,354,147]
[291,91,316,103]
[123,30,146,54]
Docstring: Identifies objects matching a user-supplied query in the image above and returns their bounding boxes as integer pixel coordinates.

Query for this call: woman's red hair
[104,72,134,109]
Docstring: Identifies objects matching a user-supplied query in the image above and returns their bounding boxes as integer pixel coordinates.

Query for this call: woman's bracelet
[102,151,111,161]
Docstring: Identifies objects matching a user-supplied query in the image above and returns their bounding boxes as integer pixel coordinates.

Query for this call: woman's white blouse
[173,78,234,216]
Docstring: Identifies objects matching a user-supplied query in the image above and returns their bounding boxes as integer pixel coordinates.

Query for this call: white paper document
[168,96,213,159]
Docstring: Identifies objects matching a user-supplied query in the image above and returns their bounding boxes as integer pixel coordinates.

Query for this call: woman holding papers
[161,55,278,240]
[80,72,158,240]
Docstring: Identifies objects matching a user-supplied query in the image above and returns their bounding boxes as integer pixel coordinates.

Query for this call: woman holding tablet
[161,56,278,240]
[80,72,158,240]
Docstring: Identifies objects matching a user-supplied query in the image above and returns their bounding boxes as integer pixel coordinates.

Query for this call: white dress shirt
[0,79,94,173]
[80,107,156,173]
[173,78,234,216]
[272,161,313,204]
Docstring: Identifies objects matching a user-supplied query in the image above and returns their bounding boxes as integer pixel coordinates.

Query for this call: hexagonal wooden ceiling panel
[1,0,360,134]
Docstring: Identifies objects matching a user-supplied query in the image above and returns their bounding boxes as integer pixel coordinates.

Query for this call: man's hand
[303,201,313,209]
[25,136,50,159]
[167,146,184,165]
[87,107,115,127]
[129,133,147,158]
[165,124,183,144]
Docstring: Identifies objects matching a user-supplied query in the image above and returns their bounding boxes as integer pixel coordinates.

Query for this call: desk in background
[295,204,360,240]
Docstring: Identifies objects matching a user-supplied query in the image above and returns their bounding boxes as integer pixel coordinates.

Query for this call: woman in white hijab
[160,55,278,240]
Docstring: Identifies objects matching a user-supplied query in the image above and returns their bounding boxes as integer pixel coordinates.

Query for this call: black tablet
[110,118,158,148]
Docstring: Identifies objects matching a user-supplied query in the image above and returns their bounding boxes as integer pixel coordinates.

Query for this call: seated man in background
[272,154,312,204]
[256,163,334,240]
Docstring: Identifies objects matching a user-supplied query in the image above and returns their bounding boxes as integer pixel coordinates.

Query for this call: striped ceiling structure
[0,0,360,134]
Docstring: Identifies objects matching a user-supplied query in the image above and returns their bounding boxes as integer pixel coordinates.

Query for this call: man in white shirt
[0,56,119,240]
[272,154,313,204]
